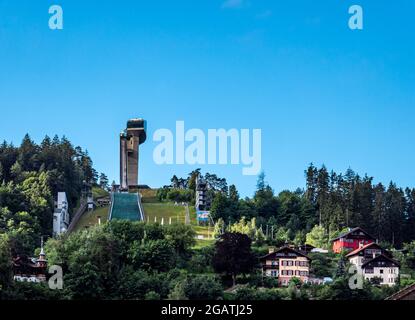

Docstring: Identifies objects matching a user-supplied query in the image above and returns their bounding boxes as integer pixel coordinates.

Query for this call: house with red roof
[346,242,400,286]
[331,227,375,253]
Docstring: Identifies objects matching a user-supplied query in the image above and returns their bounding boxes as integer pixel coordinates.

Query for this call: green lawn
[143,203,186,224]
[73,206,109,232]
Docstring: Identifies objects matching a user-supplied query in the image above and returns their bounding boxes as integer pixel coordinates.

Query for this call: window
[380,269,384,274]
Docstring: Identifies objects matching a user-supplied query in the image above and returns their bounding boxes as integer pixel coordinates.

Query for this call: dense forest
[201,166,415,248]
[0,134,99,254]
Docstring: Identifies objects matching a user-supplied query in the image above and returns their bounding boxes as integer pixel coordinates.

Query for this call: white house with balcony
[346,242,400,286]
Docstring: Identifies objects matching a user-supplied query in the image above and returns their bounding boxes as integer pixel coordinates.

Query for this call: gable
[260,247,311,262]
[274,247,311,260]
[346,242,383,258]
[332,227,376,242]
[362,254,400,268]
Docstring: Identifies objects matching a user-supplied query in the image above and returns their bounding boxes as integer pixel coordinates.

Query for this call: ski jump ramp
[109,192,145,221]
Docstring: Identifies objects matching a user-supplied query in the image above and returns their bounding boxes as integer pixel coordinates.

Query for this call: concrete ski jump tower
[120,118,147,191]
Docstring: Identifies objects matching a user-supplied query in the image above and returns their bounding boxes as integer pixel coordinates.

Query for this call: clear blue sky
[0,0,414,197]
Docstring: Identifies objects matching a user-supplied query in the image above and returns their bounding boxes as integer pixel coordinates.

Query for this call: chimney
[359,242,364,248]
[269,247,275,254]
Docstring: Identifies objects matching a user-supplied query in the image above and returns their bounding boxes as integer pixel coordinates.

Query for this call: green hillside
[143,203,186,224]
[73,206,109,232]
[141,189,214,247]
[70,188,214,248]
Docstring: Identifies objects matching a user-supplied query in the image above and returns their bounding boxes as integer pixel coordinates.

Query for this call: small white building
[53,192,70,236]
[346,242,400,286]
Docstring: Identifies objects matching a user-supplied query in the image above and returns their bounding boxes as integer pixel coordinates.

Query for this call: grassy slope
[141,189,187,223]
[92,186,109,199]
[143,203,186,224]
[141,189,214,248]
[72,206,109,232]
[71,188,215,248]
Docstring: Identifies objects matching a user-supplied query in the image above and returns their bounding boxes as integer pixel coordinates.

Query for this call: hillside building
[346,242,400,286]
[53,192,69,236]
[13,240,47,283]
[331,227,375,253]
[195,176,211,223]
[260,246,311,286]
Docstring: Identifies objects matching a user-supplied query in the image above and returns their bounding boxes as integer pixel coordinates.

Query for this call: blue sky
[0,0,414,197]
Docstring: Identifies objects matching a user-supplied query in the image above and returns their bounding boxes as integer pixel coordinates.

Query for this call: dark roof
[13,256,38,268]
[298,244,315,250]
[260,246,311,261]
[361,253,400,268]
[331,227,376,242]
[386,283,415,300]
[345,242,383,258]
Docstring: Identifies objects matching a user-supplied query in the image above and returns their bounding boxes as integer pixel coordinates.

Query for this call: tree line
[209,165,415,248]
[0,134,102,254]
